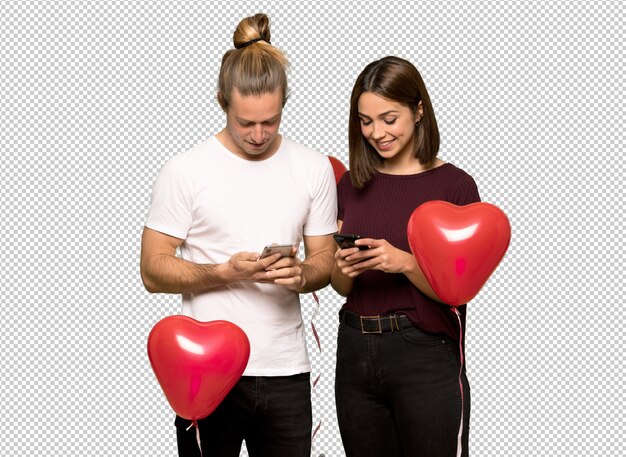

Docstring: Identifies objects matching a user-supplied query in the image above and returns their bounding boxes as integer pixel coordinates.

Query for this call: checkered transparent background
[1,1,623,456]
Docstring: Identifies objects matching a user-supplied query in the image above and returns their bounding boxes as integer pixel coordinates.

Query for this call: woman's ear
[415,101,424,122]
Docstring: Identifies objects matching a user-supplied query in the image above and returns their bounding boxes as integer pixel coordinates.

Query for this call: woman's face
[357,92,422,164]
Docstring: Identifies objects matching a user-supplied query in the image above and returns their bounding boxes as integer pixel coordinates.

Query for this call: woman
[332,56,480,457]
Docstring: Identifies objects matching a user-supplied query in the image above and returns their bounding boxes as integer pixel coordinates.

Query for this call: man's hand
[140,227,287,294]
[222,251,284,283]
[261,246,305,291]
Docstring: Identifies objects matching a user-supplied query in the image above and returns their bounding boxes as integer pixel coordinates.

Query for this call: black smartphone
[333,233,369,250]
[259,244,295,259]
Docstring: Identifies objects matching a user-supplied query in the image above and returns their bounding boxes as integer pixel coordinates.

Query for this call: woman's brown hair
[348,56,440,188]
[217,13,290,110]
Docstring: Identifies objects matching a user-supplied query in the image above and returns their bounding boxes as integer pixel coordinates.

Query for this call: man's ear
[217,91,227,111]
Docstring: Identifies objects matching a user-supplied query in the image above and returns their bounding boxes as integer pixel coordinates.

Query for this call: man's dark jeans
[175,373,312,457]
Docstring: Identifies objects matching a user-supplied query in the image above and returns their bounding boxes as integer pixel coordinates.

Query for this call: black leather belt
[341,310,414,334]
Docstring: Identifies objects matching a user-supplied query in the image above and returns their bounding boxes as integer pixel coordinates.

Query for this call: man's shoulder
[165,136,219,169]
[281,137,328,166]
[178,136,218,159]
[281,137,318,155]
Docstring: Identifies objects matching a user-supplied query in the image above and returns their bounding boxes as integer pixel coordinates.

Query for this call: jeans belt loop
[390,314,400,332]
[360,315,382,334]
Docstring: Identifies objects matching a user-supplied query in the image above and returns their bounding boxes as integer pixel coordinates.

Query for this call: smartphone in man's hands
[259,244,295,259]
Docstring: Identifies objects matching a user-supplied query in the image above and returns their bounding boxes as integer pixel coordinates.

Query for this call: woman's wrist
[331,263,353,296]
[400,251,420,275]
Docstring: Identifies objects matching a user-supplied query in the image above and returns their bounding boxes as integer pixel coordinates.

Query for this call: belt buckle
[360,315,382,334]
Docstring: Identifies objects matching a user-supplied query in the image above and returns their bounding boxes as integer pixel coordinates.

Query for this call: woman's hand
[334,246,367,274]
[338,238,414,277]
[333,236,443,301]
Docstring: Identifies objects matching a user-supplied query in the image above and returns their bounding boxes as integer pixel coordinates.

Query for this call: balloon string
[185,421,203,457]
[312,419,322,440]
[310,292,323,444]
[311,292,322,352]
[452,308,464,457]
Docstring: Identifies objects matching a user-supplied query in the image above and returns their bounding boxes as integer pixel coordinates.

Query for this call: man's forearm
[141,254,228,294]
[297,248,335,293]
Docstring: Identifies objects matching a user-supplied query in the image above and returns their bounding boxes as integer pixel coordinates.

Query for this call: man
[140,13,337,457]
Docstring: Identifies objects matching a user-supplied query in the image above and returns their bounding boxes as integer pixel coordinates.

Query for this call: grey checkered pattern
[1,1,623,456]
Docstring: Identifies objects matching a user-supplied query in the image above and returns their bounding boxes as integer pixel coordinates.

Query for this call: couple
[141,13,479,457]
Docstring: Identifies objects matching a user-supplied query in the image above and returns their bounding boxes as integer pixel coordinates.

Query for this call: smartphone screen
[333,234,369,250]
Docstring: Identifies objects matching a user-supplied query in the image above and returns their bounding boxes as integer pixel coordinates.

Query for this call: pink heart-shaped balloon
[407,201,511,307]
[148,316,250,420]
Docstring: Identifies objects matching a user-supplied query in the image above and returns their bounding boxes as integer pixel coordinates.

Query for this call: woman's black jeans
[335,313,470,457]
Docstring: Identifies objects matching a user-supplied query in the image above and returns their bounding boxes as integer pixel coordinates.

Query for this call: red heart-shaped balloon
[327,156,348,184]
[407,201,511,307]
[148,316,250,420]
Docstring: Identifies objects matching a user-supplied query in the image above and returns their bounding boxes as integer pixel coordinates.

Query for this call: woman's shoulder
[435,162,476,185]
[438,161,470,176]
[438,162,480,203]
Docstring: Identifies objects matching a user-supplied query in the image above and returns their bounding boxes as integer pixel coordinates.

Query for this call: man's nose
[251,124,264,143]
